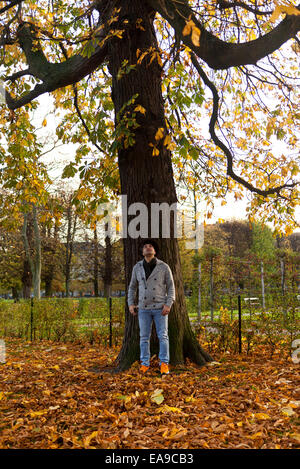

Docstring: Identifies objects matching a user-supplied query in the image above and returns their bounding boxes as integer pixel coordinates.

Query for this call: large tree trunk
[104,1,212,371]
[43,220,59,297]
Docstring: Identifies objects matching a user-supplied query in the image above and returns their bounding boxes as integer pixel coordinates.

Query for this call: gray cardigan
[127,258,175,310]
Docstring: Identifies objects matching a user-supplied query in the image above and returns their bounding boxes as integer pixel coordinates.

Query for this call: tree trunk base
[112,315,213,373]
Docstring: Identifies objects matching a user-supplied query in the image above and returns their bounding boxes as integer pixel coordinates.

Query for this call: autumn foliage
[0,338,299,449]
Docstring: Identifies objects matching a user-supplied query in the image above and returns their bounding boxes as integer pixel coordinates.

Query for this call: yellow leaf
[164,134,176,150]
[254,413,270,420]
[157,405,183,414]
[280,4,300,16]
[134,105,146,114]
[155,127,164,141]
[182,17,201,47]
[248,431,263,439]
[191,26,201,47]
[269,1,300,23]
[185,395,196,403]
[42,118,47,127]
[83,431,98,448]
[29,410,48,418]
[52,365,60,370]
[182,20,193,37]
[164,134,171,146]
[162,426,187,440]
[290,433,300,443]
[269,4,282,22]
[152,146,159,156]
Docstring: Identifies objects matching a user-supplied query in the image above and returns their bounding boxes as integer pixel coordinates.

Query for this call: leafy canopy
[0,0,299,234]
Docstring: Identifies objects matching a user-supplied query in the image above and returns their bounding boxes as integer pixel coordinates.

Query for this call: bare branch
[190,53,299,198]
[217,0,272,16]
[72,83,108,154]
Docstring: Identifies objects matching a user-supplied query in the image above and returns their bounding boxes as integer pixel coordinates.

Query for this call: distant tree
[288,233,300,253]
[250,222,276,309]
[0,226,23,299]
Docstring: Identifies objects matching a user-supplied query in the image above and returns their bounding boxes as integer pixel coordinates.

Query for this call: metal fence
[0,294,299,356]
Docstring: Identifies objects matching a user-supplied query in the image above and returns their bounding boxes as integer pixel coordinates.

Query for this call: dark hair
[139,238,159,256]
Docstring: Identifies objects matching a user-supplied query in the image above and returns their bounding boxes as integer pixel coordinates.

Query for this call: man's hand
[129,305,138,315]
[161,305,170,316]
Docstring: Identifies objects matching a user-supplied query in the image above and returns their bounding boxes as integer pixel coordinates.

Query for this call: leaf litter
[0,338,299,449]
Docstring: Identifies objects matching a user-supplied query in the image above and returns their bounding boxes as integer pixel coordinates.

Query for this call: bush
[0,297,125,345]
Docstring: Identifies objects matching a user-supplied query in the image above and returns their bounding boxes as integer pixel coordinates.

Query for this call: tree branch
[147,0,300,69]
[217,0,272,16]
[0,0,23,15]
[4,22,109,110]
[190,53,299,198]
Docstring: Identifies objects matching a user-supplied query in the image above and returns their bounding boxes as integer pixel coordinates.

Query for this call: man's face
[143,243,155,256]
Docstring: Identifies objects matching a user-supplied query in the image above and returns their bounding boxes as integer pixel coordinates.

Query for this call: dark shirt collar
[143,256,157,265]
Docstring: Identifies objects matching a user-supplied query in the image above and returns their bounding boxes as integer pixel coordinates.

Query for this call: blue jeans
[138,308,169,366]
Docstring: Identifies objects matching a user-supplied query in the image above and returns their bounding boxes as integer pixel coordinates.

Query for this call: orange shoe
[160,363,169,375]
[140,365,149,373]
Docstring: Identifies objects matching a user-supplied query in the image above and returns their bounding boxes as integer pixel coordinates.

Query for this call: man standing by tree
[128,239,175,375]
[0,0,298,372]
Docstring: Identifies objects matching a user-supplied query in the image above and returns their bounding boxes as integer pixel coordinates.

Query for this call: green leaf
[62,163,77,178]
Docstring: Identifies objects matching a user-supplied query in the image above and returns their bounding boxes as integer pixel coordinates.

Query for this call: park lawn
[0,338,299,450]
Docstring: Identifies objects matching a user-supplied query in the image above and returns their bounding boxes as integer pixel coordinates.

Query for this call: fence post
[109,297,112,347]
[238,295,242,354]
[30,297,34,342]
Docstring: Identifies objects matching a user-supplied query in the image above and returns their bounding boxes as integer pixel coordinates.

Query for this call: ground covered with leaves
[0,338,299,449]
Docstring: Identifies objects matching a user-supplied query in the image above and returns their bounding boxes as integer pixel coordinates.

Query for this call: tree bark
[22,205,41,299]
[103,0,212,371]
[32,204,41,299]
[22,258,32,299]
[43,220,59,297]
[65,204,77,297]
